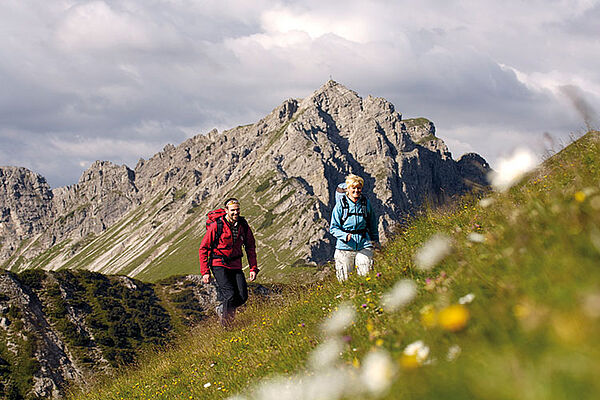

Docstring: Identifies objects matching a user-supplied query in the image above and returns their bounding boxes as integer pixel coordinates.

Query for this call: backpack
[335,182,347,204]
[205,208,249,263]
[337,194,369,235]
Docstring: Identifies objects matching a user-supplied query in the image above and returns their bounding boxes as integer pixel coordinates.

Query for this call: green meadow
[69,131,600,400]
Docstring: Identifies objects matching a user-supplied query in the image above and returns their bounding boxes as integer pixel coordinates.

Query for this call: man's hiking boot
[215,304,224,324]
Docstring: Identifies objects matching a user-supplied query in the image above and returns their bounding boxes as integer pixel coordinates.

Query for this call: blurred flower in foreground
[479,197,495,208]
[414,234,452,271]
[446,344,462,361]
[438,305,470,332]
[574,191,587,203]
[361,350,396,395]
[253,368,355,400]
[382,279,417,312]
[467,232,485,243]
[458,293,475,305]
[309,339,343,370]
[401,340,430,369]
[488,148,537,192]
[322,303,355,336]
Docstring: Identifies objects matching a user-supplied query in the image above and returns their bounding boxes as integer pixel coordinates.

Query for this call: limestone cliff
[0,81,490,281]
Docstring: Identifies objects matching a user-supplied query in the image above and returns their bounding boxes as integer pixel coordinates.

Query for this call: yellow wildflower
[438,304,470,332]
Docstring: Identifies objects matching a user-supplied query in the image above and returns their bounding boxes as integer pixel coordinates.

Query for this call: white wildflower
[403,340,430,364]
[414,234,452,270]
[204,382,211,388]
[361,350,396,395]
[322,303,355,336]
[255,376,300,400]
[458,293,476,304]
[479,197,495,208]
[467,232,485,243]
[382,279,417,312]
[303,368,357,400]
[488,148,537,192]
[309,338,343,370]
[446,344,462,361]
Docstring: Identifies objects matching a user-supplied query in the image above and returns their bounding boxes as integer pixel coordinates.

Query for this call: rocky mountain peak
[1,82,491,281]
[0,166,53,242]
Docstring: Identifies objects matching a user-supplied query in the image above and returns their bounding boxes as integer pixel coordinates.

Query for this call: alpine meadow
[65,130,600,400]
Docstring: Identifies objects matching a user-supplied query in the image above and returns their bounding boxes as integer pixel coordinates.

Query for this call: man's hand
[249,271,257,282]
[202,274,211,284]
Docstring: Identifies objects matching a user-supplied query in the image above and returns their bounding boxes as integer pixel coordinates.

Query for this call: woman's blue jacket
[330,195,379,251]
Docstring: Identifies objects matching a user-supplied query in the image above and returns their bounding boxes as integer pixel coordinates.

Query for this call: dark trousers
[211,266,248,318]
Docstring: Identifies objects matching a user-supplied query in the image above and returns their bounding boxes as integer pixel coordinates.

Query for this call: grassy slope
[69,131,600,400]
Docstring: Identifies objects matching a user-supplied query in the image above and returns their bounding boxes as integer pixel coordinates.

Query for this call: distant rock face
[0,81,490,278]
[0,167,54,260]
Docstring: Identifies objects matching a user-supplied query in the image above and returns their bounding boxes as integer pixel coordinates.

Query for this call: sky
[1,0,599,188]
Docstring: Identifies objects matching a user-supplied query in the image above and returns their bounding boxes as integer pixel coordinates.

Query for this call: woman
[330,174,379,282]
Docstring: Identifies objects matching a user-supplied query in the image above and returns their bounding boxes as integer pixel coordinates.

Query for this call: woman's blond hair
[345,174,364,189]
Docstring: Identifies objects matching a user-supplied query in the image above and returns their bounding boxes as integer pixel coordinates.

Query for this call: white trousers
[334,248,374,282]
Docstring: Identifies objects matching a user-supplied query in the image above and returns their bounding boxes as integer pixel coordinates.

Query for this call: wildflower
[401,340,430,368]
[414,234,452,271]
[361,303,368,308]
[382,279,417,312]
[376,272,382,278]
[574,191,586,203]
[361,350,396,395]
[438,305,470,332]
[204,382,211,388]
[309,338,343,370]
[322,303,355,336]
[458,293,476,304]
[488,148,537,192]
[446,344,462,361]
[467,232,485,243]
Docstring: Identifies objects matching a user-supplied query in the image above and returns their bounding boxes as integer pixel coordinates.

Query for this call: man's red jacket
[198,217,258,276]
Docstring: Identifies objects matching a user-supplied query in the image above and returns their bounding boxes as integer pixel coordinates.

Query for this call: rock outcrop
[0,268,244,398]
[0,81,490,280]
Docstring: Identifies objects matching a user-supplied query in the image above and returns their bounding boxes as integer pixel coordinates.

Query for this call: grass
[67,130,600,400]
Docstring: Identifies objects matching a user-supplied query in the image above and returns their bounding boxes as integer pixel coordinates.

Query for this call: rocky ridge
[0,268,231,398]
[0,81,490,281]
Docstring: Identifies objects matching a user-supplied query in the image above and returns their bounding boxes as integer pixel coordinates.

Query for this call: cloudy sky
[1,0,599,188]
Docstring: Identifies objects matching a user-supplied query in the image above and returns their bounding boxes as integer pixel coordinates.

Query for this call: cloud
[0,0,599,187]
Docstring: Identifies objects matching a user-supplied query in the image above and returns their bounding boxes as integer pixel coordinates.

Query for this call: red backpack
[206,208,226,230]
[205,208,249,262]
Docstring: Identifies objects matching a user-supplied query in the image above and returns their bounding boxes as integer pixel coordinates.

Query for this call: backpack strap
[208,217,224,266]
[339,195,369,235]
[340,196,350,226]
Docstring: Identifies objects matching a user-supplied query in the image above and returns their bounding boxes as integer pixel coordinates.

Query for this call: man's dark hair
[224,197,240,207]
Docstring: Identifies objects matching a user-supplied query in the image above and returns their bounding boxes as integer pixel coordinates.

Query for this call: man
[199,198,258,325]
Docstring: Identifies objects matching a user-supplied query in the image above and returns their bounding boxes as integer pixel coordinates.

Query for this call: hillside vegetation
[70,131,600,400]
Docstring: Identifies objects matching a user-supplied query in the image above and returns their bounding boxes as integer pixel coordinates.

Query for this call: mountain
[0,81,490,282]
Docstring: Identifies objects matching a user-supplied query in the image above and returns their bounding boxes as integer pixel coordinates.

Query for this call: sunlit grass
[69,131,600,400]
